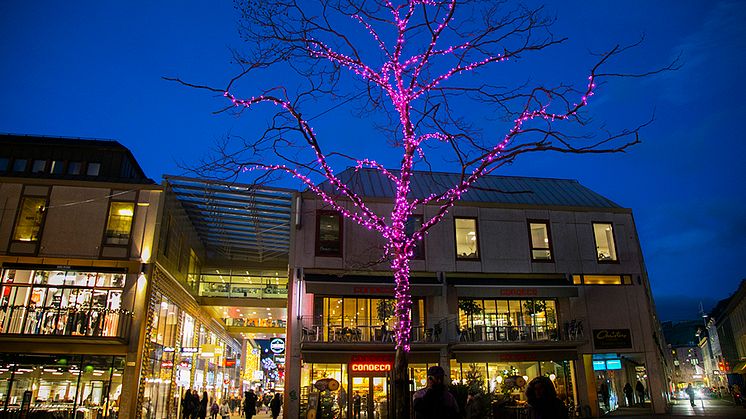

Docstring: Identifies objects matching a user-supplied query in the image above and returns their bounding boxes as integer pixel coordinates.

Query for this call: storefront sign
[161,360,174,369]
[270,338,285,354]
[353,286,395,295]
[181,347,198,355]
[274,356,286,364]
[179,361,190,368]
[224,358,236,367]
[593,329,632,349]
[499,288,539,297]
[350,354,394,363]
[163,347,175,352]
[593,359,622,371]
[200,344,216,358]
[350,363,392,372]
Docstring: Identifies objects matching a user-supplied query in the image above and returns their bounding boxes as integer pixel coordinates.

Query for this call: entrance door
[349,376,389,419]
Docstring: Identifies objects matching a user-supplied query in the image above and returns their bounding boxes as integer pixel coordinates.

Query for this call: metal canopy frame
[164,176,295,264]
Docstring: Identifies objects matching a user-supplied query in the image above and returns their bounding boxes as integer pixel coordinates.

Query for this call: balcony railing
[299,316,584,345]
[199,281,288,299]
[0,305,133,340]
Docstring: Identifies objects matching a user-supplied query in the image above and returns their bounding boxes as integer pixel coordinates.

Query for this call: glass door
[350,376,369,419]
[371,377,388,419]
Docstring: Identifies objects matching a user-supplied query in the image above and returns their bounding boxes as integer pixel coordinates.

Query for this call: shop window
[31,159,47,173]
[12,197,46,242]
[455,217,479,260]
[405,215,424,259]
[87,162,101,176]
[316,211,342,257]
[318,297,424,343]
[593,223,618,262]
[528,221,552,261]
[458,298,558,341]
[50,160,65,174]
[12,159,27,172]
[67,161,82,175]
[105,202,135,245]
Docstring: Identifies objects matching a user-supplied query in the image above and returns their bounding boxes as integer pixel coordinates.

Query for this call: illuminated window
[528,221,552,261]
[405,215,424,259]
[572,275,582,284]
[573,275,632,285]
[593,223,617,262]
[12,197,46,241]
[455,218,479,260]
[105,202,135,245]
[316,211,342,256]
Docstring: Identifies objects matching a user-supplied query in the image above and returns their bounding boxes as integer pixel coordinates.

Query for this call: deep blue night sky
[1,1,744,321]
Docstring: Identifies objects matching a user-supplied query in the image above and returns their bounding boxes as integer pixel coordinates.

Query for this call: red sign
[161,360,174,369]
[224,359,236,367]
[350,354,394,363]
[350,363,391,372]
[353,286,394,295]
[499,288,538,296]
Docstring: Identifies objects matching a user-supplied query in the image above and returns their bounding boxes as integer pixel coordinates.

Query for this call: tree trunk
[394,347,410,419]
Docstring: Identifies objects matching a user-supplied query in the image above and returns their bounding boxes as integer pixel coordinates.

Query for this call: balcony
[0,305,133,341]
[299,316,447,344]
[199,280,288,300]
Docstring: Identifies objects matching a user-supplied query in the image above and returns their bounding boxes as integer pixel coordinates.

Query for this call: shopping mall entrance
[347,356,391,419]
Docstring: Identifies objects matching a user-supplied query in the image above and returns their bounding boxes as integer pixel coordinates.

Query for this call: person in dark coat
[526,376,568,419]
[623,383,634,407]
[635,381,645,406]
[270,392,282,419]
[181,389,193,419]
[412,366,459,419]
[191,390,200,419]
[199,391,208,419]
[599,382,611,410]
[244,390,258,419]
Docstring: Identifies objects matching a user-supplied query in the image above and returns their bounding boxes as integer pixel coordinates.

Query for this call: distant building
[662,321,705,389]
[711,280,746,387]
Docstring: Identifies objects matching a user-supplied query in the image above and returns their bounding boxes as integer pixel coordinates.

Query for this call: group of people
[621,381,647,407]
[180,389,282,419]
[412,366,569,419]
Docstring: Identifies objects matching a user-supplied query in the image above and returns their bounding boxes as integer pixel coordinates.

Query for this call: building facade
[0,134,161,418]
[285,169,669,418]
[711,280,746,387]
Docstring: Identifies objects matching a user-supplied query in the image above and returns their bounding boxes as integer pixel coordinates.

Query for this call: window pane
[593,223,617,261]
[405,216,424,259]
[50,160,65,174]
[317,213,341,255]
[529,222,552,260]
[0,157,8,171]
[13,197,46,241]
[87,162,101,176]
[32,160,47,173]
[12,159,27,172]
[67,161,82,175]
[105,202,134,245]
[455,218,478,259]
[583,275,622,285]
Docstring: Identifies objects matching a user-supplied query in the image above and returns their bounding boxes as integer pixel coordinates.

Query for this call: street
[611,398,746,418]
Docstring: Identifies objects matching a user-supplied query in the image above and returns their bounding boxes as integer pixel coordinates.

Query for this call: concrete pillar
[284,269,303,419]
[577,354,599,418]
[644,351,668,414]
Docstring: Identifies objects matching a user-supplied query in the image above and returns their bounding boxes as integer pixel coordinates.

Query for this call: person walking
[685,384,696,407]
[182,389,194,419]
[244,390,258,419]
[599,382,611,411]
[412,366,460,419]
[352,391,362,419]
[526,376,568,419]
[635,381,645,406]
[623,383,634,407]
[199,392,208,419]
[220,399,231,419]
[270,392,282,419]
[210,398,219,419]
[191,390,200,419]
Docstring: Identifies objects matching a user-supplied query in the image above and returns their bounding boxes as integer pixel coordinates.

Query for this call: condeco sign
[350,363,392,372]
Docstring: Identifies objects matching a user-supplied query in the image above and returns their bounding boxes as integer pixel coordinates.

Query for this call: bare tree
[168,0,676,416]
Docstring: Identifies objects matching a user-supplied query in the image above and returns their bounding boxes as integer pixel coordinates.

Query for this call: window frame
[527,219,554,263]
[102,200,136,247]
[405,214,425,260]
[315,210,343,257]
[11,195,48,244]
[454,217,480,261]
[592,222,619,263]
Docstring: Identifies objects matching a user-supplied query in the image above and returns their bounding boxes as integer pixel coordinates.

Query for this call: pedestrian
[412,365,460,419]
[526,376,568,419]
[599,382,611,411]
[182,389,194,419]
[270,392,282,419]
[244,390,258,419]
[220,399,231,419]
[199,391,208,419]
[685,383,696,407]
[635,381,645,406]
[210,398,219,419]
[191,390,200,419]
[623,383,634,407]
[464,392,481,419]
[352,391,362,419]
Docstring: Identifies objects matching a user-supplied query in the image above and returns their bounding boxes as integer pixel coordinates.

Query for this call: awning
[453,349,578,363]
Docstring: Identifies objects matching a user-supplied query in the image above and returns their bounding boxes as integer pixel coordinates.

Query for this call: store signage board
[270,338,285,354]
[605,359,622,370]
[592,360,606,371]
[593,329,632,349]
[181,347,198,355]
[350,363,392,372]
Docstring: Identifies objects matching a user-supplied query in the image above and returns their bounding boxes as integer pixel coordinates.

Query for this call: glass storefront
[0,354,124,418]
[458,298,558,342]
[142,292,241,419]
[0,267,130,338]
[198,270,288,300]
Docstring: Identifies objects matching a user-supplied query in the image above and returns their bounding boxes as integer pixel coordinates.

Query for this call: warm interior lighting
[117,208,134,217]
